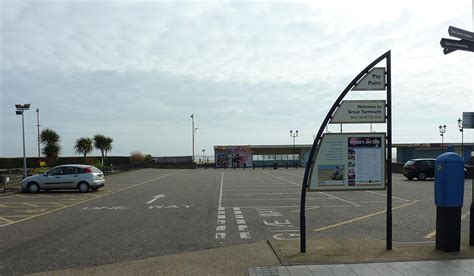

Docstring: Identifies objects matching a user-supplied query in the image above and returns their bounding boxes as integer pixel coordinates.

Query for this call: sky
[1,0,473,158]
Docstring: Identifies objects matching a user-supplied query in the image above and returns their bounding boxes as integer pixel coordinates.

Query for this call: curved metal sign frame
[299,50,392,252]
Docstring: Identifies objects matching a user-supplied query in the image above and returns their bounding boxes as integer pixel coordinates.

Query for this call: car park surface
[0,168,472,274]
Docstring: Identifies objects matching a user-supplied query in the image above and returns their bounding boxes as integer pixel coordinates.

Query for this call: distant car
[403,158,467,181]
[403,159,436,180]
[22,164,105,193]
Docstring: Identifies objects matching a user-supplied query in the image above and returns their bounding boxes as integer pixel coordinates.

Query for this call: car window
[405,161,415,166]
[63,167,78,175]
[48,168,63,176]
[421,161,433,167]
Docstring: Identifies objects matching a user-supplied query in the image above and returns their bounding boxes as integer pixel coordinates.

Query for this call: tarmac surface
[1,168,473,275]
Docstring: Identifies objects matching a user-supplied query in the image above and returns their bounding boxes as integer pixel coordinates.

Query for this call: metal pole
[386,51,393,251]
[36,108,40,159]
[191,115,195,162]
[442,135,444,152]
[22,110,27,179]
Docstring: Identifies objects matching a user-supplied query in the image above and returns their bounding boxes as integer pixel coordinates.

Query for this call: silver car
[21,164,105,193]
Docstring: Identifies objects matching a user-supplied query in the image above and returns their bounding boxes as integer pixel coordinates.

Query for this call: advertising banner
[330,100,386,124]
[308,133,386,191]
[214,146,252,168]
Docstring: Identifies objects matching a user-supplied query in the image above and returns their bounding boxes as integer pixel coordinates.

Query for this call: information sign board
[308,133,386,191]
[330,100,386,124]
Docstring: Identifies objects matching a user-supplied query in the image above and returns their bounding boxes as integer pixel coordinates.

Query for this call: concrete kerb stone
[273,237,474,266]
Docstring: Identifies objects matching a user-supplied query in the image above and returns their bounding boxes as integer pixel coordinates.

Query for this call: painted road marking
[265,172,301,187]
[23,203,40,207]
[146,194,165,204]
[313,200,420,232]
[218,172,224,209]
[215,207,226,240]
[83,206,131,210]
[290,206,320,213]
[424,211,470,239]
[319,191,361,207]
[0,216,14,223]
[366,190,410,202]
[0,172,180,228]
[233,208,251,239]
[240,232,251,239]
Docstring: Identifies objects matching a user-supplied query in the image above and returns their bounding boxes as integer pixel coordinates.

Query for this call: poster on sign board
[308,133,386,191]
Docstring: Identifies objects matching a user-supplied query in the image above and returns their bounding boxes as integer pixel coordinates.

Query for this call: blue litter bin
[434,152,465,252]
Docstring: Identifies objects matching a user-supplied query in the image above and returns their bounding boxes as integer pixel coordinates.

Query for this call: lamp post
[36,108,41,159]
[439,124,447,152]
[15,104,30,179]
[290,129,299,148]
[191,114,195,162]
[458,118,464,160]
[202,149,205,161]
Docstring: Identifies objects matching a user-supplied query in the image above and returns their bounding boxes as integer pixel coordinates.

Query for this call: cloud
[1,0,472,157]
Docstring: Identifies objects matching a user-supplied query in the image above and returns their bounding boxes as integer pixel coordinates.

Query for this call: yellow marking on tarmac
[47,202,66,206]
[314,200,420,232]
[14,194,29,198]
[0,204,6,207]
[23,203,40,207]
[0,171,182,228]
[0,216,14,223]
[424,211,470,239]
[0,194,110,228]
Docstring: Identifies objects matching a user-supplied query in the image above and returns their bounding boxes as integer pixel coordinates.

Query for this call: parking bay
[0,168,472,274]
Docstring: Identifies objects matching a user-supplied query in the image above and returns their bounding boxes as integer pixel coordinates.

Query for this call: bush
[130,151,145,163]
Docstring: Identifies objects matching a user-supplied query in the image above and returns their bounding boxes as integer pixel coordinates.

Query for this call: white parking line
[218,172,224,209]
[365,190,410,202]
[265,172,301,187]
[318,192,361,207]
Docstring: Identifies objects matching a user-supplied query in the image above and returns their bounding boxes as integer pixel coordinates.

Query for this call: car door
[43,167,66,189]
[62,166,80,188]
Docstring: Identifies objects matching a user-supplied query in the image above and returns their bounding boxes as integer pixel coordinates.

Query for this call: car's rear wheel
[417,172,426,181]
[27,182,40,193]
[78,182,90,193]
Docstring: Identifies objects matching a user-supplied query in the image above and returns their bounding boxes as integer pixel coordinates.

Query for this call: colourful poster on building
[214,146,252,168]
[308,133,386,191]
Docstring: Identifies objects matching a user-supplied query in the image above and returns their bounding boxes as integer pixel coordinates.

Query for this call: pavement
[29,237,474,275]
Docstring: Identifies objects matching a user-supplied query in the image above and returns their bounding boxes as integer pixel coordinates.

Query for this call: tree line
[40,128,113,167]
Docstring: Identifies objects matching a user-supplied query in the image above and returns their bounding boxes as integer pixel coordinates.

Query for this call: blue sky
[1,0,473,157]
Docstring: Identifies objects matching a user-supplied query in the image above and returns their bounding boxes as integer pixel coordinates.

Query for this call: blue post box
[434,152,465,252]
[435,152,465,207]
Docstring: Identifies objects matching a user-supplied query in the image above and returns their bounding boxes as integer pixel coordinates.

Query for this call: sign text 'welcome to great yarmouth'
[330,100,386,124]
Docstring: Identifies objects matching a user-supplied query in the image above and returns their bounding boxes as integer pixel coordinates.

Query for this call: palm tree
[40,128,61,166]
[74,137,93,163]
[93,134,113,167]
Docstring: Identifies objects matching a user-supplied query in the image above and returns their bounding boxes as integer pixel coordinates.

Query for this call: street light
[15,104,30,179]
[202,149,205,161]
[36,108,41,159]
[439,124,447,152]
[458,118,463,160]
[290,129,299,147]
[190,114,198,162]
